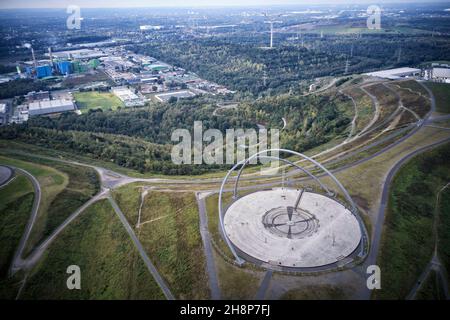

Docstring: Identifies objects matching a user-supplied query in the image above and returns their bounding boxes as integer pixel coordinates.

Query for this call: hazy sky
[0,0,447,9]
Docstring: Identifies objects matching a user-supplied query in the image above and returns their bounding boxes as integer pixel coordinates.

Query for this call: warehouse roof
[365,67,421,79]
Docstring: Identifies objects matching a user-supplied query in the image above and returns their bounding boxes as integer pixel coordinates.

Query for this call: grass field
[374,142,450,299]
[0,174,34,278]
[74,91,124,113]
[135,191,209,299]
[205,193,234,259]
[0,156,68,257]
[343,87,375,133]
[280,285,348,300]
[437,187,450,288]
[415,270,447,300]
[0,155,100,257]
[19,200,165,300]
[112,183,142,226]
[424,82,450,114]
[214,250,262,299]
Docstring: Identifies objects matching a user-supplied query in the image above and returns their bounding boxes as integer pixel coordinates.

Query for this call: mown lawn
[74,91,124,113]
[375,142,450,299]
[20,200,165,300]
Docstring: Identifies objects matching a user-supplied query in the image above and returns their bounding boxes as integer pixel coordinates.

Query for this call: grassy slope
[375,142,450,299]
[415,270,446,300]
[0,174,34,277]
[214,250,261,300]
[20,200,164,300]
[205,193,234,259]
[74,91,124,113]
[136,191,209,299]
[438,187,450,288]
[112,183,141,226]
[424,82,450,113]
[281,285,348,300]
[0,155,100,257]
[0,156,67,256]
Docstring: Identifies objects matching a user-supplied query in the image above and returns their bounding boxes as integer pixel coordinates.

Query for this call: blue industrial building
[57,61,73,75]
[34,65,53,79]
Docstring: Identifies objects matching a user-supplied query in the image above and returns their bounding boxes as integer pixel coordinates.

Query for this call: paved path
[0,165,13,186]
[406,182,450,300]
[361,137,450,299]
[9,166,41,275]
[108,195,175,300]
[196,192,221,299]
[255,270,273,300]
[12,188,108,273]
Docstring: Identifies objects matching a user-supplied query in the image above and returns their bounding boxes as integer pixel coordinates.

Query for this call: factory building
[28,99,76,116]
[112,87,145,107]
[365,67,421,80]
[26,65,53,79]
[57,61,73,75]
[0,103,8,125]
[431,68,450,83]
[25,91,50,103]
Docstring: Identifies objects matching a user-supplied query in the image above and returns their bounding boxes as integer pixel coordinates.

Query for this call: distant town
[0,39,234,125]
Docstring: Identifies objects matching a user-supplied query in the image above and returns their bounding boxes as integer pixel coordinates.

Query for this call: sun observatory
[219,149,368,272]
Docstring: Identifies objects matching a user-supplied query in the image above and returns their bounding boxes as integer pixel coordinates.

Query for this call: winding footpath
[9,166,41,275]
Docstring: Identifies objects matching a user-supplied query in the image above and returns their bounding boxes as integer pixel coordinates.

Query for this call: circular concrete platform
[0,166,13,187]
[223,188,362,269]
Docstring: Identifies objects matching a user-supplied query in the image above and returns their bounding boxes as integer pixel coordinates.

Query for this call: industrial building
[48,49,107,61]
[57,61,73,75]
[28,99,76,116]
[0,103,8,125]
[112,87,145,107]
[430,68,450,83]
[365,67,421,80]
[155,90,196,102]
[26,65,53,79]
[25,91,50,103]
